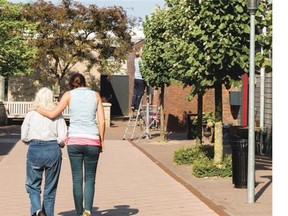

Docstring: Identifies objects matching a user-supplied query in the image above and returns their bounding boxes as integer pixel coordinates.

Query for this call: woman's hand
[28,106,38,112]
[100,143,104,153]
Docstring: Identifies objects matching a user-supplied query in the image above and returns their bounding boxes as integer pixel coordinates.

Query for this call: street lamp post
[247,0,259,204]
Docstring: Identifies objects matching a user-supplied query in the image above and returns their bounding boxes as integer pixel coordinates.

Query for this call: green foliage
[174,144,213,165]
[142,0,272,96]
[187,112,215,139]
[191,112,215,127]
[255,1,272,72]
[174,146,200,165]
[193,154,232,178]
[0,0,38,77]
[163,0,251,95]
[141,7,172,88]
[203,112,215,127]
[143,0,272,167]
[174,144,232,178]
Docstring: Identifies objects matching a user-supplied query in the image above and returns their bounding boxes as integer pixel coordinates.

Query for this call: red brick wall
[163,84,238,132]
[164,84,197,131]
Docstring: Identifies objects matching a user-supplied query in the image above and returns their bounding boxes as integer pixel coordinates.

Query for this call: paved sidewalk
[0,119,272,216]
[111,118,272,216]
[0,133,218,215]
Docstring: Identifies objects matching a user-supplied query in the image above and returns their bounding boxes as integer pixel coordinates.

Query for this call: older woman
[21,87,67,216]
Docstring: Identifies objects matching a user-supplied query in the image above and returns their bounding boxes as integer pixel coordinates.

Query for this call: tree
[142,0,272,163]
[165,0,272,163]
[255,1,272,72]
[182,0,251,163]
[0,0,38,77]
[22,0,133,89]
[141,6,173,140]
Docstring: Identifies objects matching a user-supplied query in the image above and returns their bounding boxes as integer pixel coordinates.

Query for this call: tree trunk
[214,121,223,163]
[159,84,166,141]
[214,81,223,164]
[197,93,203,145]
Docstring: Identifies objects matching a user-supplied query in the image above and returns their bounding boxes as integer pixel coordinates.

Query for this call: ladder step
[129,118,137,121]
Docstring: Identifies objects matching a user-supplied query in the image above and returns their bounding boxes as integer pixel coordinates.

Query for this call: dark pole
[145,82,150,139]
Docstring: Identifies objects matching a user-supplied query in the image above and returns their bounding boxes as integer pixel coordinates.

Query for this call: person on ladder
[131,47,146,115]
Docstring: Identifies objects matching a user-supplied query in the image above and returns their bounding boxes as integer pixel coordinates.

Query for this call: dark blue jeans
[67,145,101,216]
[26,140,62,216]
[131,79,145,110]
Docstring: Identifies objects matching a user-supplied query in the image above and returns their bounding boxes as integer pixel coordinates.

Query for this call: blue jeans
[132,79,145,110]
[67,145,101,216]
[26,140,62,216]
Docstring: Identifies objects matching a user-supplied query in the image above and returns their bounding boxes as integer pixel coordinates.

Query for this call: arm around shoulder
[37,91,70,119]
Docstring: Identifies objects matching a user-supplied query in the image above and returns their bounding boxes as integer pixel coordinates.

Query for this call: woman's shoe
[32,210,46,216]
[38,211,46,216]
[82,210,91,216]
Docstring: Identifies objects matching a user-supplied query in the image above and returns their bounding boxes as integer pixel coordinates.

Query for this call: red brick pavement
[0,119,272,216]
[0,125,218,216]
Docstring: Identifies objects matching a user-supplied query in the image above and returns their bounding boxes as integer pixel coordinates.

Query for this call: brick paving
[0,129,218,215]
[0,119,272,216]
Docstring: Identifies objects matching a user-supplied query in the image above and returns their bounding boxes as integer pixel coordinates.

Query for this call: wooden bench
[5,101,33,120]
[4,101,70,123]
[4,101,111,127]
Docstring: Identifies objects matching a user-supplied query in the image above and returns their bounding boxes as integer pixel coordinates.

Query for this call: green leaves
[142,0,271,97]
[0,0,38,77]
[0,0,132,80]
[235,5,244,13]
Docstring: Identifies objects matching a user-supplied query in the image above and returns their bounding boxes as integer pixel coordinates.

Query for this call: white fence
[4,101,111,127]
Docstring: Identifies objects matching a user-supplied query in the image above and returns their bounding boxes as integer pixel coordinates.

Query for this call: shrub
[174,145,206,165]
[192,155,232,178]
[174,144,232,178]
[174,144,214,165]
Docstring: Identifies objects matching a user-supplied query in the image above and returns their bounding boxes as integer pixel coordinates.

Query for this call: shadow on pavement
[0,125,21,160]
[58,205,139,216]
[256,175,272,202]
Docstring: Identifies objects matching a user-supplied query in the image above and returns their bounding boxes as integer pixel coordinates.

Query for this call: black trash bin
[230,139,248,188]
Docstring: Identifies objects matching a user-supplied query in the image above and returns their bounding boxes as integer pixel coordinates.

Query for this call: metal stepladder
[135,104,160,142]
[122,101,144,141]
[123,97,160,141]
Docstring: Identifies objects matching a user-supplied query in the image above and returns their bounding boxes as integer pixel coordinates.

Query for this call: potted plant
[187,112,215,139]
[202,112,215,137]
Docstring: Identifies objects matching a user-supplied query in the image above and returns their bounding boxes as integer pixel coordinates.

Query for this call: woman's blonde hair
[33,87,56,110]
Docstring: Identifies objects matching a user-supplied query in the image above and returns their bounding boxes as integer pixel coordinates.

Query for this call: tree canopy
[0,0,38,77]
[141,6,172,88]
[141,0,272,162]
[142,0,272,96]
[22,0,133,84]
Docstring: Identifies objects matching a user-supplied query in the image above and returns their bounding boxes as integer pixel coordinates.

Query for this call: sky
[93,0,165,20]
[9,0,165,20]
